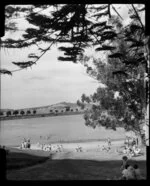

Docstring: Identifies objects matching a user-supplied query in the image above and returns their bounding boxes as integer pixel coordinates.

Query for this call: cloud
[27,76,47,81]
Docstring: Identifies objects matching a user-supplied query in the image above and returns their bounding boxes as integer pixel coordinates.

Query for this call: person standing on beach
[136,137,139,147]
[132,138,136,146]
[22,138,27,148]
[107,138,111,147]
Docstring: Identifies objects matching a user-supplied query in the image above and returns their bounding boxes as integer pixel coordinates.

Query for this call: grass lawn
[6,147,147,180]
[6,148,49,170]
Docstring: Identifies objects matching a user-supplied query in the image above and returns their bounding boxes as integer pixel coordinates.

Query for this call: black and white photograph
[0,3,149,180]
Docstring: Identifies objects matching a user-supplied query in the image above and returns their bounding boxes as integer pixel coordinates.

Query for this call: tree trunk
[137,134,144,147]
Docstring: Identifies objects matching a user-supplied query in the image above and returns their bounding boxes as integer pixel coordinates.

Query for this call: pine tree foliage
[12,61,35,68]
[1,4,118,73]
[0,69,12,75]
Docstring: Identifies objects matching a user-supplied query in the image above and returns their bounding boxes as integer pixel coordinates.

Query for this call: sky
[1,46,101,109]
[0,4,145,109]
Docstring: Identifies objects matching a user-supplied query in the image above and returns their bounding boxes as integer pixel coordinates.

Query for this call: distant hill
[51,102,78,108]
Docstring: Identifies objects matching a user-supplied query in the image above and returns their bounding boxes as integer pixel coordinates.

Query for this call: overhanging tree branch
[131,4,145,32]
[111,5,123,20]
[10,35,60,73]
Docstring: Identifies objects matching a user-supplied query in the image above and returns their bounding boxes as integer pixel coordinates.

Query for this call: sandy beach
[13,139,146,162]
[17,139,124,152]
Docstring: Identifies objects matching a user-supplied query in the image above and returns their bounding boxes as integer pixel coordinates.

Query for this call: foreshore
[0,112,83,121]
[26,139,124,151]
[9,139,146,161]
[4,138,125,149]
[10,138,123,150]
[8,139,125,159]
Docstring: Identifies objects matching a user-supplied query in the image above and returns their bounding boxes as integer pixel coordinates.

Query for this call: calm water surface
[0,115,125,146]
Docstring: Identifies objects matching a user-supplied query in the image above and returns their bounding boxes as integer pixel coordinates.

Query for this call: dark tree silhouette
[65,106,70,112]
[13,110,19,116]
[0,111,4,116]
[6,111,11,117]
[20,110,25,116]
[33,110,36,114]
[26,110,31,115]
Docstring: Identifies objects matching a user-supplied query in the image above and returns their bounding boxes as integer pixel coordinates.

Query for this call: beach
[2,116,146,180]
[6,139,146,180]
[12,139,146,161]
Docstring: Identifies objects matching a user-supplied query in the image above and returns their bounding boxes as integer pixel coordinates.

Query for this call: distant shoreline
[3,136,126,149]
[5,138,124,148]
[40,137,125,145]
[0,112,83,121]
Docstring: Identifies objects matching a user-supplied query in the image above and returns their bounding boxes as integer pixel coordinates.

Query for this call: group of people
[76,146,83,152]
[124,136,138,146]
[120,156,144,180]
[42,143,63,152]
[123,144,141,157]
[21,138,31,149]
[101,138,112,152]
[123,137,141,157]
